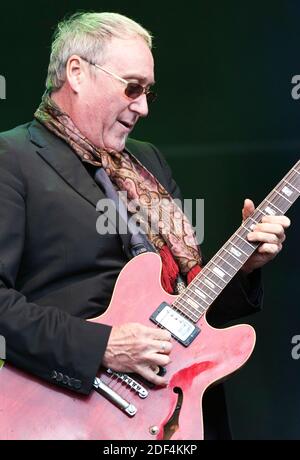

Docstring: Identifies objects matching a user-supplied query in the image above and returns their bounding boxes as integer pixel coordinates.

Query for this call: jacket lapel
[28,119,105,207]
[28,120,134,259]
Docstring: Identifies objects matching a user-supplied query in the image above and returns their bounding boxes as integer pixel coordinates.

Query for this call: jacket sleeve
[206,268,263,327]
[0,138,111,395]
[149,142,263,326]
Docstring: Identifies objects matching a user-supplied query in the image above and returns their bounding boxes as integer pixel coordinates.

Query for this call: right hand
[102,322,172,386]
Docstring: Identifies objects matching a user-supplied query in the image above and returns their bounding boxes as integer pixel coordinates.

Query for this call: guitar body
[0,253,255,440]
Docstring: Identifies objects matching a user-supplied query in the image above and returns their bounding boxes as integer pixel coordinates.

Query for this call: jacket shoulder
[0,122,32,151]
[125,137,166,171]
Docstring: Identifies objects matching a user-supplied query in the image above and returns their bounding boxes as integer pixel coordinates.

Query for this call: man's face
[78,36,155,151]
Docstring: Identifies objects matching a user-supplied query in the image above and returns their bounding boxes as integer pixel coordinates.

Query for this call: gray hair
[46,12,153,91]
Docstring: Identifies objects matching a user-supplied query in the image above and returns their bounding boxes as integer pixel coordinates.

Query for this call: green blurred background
[0,0,299,439]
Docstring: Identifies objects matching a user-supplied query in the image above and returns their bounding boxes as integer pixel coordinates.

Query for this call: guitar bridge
[150,302,200,347]
[106,369,148,398]
[93,377,137,416]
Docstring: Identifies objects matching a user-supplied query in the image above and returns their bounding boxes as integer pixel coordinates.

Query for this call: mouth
[117,120,134,132]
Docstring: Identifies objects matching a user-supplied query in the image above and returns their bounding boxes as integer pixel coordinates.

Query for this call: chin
[106,137,127,152]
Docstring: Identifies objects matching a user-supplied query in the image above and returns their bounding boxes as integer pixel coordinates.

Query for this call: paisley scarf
[35,94,202,293]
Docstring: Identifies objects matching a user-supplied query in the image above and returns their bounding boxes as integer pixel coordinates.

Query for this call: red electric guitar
[0,160,299,440]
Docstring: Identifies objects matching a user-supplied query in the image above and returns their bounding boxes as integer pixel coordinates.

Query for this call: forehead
[102,36,155,83]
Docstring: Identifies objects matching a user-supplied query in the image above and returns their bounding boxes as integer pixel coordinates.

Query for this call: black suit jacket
[0,120,262,436]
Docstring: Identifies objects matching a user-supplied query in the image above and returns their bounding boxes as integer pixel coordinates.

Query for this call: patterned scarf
[34,93,202,293]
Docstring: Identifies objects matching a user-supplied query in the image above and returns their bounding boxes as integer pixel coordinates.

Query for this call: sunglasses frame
[81,57,157,104]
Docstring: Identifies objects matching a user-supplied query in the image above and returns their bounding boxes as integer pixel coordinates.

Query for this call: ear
[65,55,86,93]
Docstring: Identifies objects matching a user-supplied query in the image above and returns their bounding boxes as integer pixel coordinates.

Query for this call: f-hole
[163,387,183,439]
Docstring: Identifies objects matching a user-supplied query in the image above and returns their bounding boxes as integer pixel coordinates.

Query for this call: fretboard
[173,160,300,323]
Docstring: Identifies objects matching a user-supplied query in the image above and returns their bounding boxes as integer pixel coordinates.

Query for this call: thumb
[242,198,255,221]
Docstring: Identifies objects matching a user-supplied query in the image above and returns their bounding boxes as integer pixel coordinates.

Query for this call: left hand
[241,198,291,274]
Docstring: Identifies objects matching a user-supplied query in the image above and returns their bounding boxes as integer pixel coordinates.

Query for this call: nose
[129,94,149,117]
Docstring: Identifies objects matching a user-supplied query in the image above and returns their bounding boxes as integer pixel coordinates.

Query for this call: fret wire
[183,287,210,307]
[189,270,223,294]
[172,296,194,314]
[239,213,264,232]
[186,286,211,306]
[173,293,205,318]
[188,294,210,308]
[290,170,300,184]
[282,179,300,194]
[229,239,249,256]
[280,181,299,201]
[187,283,216,302]
[206,273,225,290]
[233,230,252,246]
[174,292,212,320]
[172,298,200,321]
[274,189,293,204]
[242,180,296,228]
[237,228,252,241]
[209,259,232,278]
[241,222,254,232]
[278,169,299,187]
[244,216,259,226]
[197,268,224,291]
[173,161,300,324]
[202,266,228,285]
[267,176,299,205]
[282,173,300,186]
[259,200,279,214]
[187,284,219,307]
[217,252,239,271]
[182,266,231,318]
[223,246,246,264]
[281,168,299,184]
[256,169,299,214]
[264,198,281,213]
[269,193,289,210]
[265,195,288,213]
[188,280,215,301]
[234,232,257,250]
[211,258,237,280]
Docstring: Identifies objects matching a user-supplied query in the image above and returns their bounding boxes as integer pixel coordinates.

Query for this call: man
[0,12,290,439]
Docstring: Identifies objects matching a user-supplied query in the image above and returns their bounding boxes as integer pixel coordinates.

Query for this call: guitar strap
[94,167,156,258]
[94,167,186,294]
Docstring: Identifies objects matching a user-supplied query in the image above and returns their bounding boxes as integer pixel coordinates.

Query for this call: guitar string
[172,167,299,321]
[135,165,300,324]
[103,164,300,399]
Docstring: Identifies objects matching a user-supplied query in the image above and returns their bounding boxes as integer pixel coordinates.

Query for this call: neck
[51,87,73,116]
[50,88,102,148]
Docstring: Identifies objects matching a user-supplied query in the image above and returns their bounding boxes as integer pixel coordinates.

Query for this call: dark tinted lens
[125,83,157,104]
[125,83,144,99]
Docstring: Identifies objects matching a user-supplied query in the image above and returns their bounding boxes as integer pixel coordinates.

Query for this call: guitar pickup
[150,302,200,347]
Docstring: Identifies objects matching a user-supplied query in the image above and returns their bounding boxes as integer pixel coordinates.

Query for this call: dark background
[0,0,299,439]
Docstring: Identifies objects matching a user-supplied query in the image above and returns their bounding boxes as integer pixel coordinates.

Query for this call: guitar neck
[173,160,300,323]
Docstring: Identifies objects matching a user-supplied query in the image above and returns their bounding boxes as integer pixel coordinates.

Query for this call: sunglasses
[81,57,157,104]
